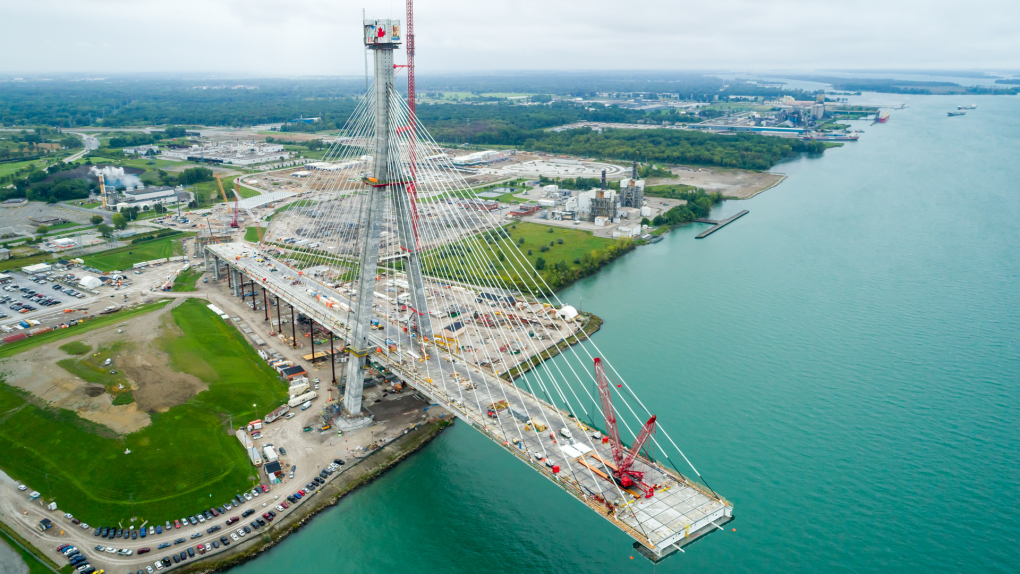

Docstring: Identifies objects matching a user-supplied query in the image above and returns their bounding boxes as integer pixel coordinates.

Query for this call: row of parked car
[57,543,100,574]
[52,283,87,298]
[53,461,348,571]
[90,486,272,544]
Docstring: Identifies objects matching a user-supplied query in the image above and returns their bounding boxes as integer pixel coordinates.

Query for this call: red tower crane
[593,358,658,498]
[403,0,421,249]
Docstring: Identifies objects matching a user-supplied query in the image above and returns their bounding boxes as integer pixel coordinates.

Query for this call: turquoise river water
[232,94,1019,574]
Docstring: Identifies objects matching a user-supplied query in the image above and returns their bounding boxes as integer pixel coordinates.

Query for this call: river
[230,93,1019,574]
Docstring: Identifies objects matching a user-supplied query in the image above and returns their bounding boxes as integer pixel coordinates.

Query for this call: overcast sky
[1,0,1016,75]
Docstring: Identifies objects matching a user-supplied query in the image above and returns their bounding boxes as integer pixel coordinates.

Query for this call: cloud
[0,0,1017,74]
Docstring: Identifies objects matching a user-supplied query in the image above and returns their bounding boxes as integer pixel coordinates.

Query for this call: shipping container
[3,332,28,344]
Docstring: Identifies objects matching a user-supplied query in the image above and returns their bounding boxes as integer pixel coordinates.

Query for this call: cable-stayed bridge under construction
[203,15,732,563]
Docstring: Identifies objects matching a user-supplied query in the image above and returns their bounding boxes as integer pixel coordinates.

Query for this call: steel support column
[290,305,296,348]
[263,287,269,321]
[330,335,336,385]
[310,320,315,365]
[275,295,281,334]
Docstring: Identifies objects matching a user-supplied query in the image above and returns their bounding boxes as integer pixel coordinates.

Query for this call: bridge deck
[208,242,731,557]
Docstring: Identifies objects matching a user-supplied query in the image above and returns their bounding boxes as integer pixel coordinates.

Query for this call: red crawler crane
[593,357,658,498]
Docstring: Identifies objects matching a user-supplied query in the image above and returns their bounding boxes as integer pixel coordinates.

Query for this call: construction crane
[215,173,239,228]
[593,357,658,498]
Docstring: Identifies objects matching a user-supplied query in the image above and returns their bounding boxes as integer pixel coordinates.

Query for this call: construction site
[201,10,733,564]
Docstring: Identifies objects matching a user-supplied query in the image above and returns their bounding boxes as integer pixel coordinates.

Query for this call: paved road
[63,132,99,163]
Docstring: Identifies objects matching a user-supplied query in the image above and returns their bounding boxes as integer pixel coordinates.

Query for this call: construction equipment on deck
[593,357,658,498]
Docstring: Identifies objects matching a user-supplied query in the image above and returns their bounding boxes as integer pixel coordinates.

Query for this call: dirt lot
[0,297,206,434]
[649,167,786,199]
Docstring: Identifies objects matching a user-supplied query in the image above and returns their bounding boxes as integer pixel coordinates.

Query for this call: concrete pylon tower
[343,18,432,418]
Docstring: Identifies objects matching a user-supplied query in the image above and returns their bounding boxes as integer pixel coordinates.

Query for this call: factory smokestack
[601,169,606,190]
[632,161,638,180]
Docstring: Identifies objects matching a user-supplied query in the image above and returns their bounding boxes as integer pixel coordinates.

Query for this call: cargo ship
[947,111,966,117]
[872,110,890,124]
[802,131,859,142]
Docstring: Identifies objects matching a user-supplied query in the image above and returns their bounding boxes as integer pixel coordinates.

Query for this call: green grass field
[422,222,613,291]
[503,222,613,271]
[171,266,204,292]
[82,235,185,271]
[57,342,132,398]
[0,158,48,178]
[0,298,288,525]
[236,183,260,199]
[243,226,266,242]
[59,341,91,355]
[0,251,57,272]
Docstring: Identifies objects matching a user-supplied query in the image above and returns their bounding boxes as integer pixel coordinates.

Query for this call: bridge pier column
[330,334,336,386]
[290,305,296,348]
[212,255,221,281]
[344,354,366,415]
[232,270,241,298]
[262,288,269,321]
[275,296,281,334]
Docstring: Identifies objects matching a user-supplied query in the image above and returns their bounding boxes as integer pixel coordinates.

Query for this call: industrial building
[162,141,291,166]
[107,185,187,210]
[456,198,500,211]
[123,144,160,155]
[451,149,516,167]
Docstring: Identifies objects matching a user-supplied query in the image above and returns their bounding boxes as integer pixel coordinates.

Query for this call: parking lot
[0,272,442,574]
[0,272,96,331]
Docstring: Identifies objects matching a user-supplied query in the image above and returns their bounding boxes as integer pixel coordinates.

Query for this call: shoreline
[732,173,786,199]
[174,418,451,574]
[0,418,451,574]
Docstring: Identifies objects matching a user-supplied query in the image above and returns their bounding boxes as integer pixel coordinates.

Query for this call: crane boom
[593,358,658,498]
[593,358,624,469]
[619,415,656,476]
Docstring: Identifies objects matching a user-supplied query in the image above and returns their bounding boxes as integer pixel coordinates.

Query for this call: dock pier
[694,210,749,238]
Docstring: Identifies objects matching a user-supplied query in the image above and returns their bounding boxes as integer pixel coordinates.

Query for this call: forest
[0,73,820,128]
